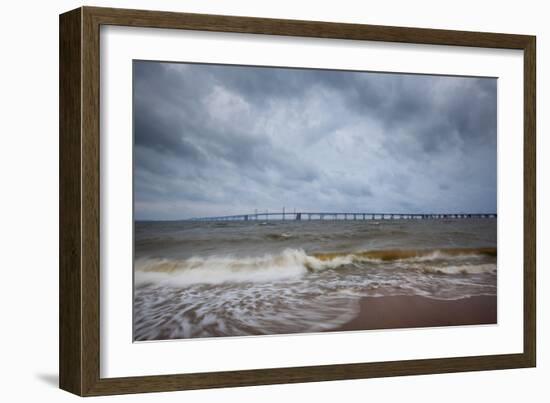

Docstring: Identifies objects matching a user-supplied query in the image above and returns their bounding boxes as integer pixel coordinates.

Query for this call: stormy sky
[133,61,497,220]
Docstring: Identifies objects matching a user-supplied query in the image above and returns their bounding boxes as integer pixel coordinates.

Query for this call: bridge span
[190,212,497,222]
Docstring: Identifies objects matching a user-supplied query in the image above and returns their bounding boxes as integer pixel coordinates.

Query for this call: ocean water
[133,218,497,340]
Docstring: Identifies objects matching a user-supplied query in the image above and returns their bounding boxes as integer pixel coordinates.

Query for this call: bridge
[189,212,497,222]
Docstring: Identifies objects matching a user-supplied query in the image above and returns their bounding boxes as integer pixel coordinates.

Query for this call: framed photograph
[59,6,536,396]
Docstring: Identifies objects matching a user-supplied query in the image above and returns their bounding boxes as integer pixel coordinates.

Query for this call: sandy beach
[332,295,497,332]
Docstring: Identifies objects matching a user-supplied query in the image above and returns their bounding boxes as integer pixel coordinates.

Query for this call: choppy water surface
[134,219,497,340]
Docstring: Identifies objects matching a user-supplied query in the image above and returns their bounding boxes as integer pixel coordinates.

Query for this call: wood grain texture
[59,6,537,396]
[86,6,532,49]
[81,6,102,396]
[523,38,536,367]
[59,7,82,396]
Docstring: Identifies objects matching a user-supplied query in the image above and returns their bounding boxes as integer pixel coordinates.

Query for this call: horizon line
[136,211,498,222]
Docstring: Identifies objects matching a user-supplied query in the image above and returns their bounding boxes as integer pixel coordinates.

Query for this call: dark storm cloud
[133,61,497,220]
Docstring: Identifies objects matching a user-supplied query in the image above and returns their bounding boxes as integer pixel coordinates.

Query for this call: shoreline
[330,295,497,332]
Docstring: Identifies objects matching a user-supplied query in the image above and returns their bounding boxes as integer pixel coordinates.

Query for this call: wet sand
[332,295,497,332]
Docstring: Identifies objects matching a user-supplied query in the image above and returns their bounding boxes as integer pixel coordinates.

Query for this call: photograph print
[133,61,497,341]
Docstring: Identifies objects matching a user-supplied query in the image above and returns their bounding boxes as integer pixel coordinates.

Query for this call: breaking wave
[312,247,496,262]
[135,247,497,287]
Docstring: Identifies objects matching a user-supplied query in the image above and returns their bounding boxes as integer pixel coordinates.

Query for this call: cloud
[133,61,497,220]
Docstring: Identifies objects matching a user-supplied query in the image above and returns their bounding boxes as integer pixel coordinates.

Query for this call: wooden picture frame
[59,6,536,396]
